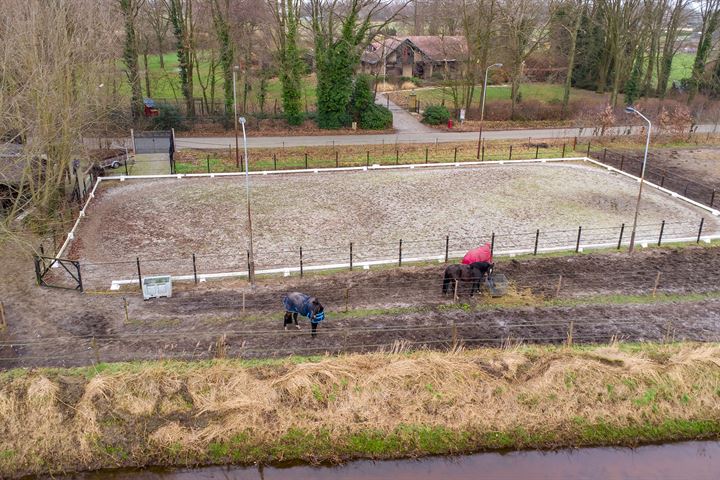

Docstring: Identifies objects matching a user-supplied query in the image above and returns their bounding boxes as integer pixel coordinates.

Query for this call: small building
[361,36,468,80]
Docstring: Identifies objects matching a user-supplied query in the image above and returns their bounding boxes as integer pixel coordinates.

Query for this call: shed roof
[362,35,468,64]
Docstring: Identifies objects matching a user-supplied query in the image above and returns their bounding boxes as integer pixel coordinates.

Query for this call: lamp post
[233,66,241,170]
[625,106,652,254]
[476,63,503,159]
[239,116,256,285]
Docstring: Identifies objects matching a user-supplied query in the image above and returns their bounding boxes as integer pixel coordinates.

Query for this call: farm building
[360,35,468,79]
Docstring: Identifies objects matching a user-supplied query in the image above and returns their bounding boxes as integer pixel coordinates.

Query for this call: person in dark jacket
[282,292,325,337]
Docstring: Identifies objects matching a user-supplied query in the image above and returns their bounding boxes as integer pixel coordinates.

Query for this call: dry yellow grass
[1,343,720,478]
[376,82,396,92]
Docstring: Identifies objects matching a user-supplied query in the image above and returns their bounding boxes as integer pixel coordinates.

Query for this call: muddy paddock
[2,245,719,369]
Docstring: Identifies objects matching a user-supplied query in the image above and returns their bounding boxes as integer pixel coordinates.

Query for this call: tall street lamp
[476,63,503,159]
[625,106,652,254]
[233,66,241,170]
[239,116,256,285]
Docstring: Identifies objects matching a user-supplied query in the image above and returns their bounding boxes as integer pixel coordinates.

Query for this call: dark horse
[283,292,326,337]
[442,262,494,296]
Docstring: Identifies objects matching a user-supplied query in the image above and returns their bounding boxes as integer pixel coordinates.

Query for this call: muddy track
[3,298,719,369]
[2,246,719,369]
[136,245,720,315]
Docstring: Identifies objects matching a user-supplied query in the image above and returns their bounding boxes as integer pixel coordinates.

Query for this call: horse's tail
[442,268,451,294]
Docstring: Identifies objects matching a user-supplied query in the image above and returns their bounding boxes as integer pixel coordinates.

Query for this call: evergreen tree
[624,53,643,106]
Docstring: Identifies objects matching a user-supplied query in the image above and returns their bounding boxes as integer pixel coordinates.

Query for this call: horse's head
[310,298,325,322]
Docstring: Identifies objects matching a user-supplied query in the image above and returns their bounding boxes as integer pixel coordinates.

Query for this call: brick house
[360,36,468,80]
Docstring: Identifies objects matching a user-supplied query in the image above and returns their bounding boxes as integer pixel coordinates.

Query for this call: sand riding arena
[54,156,720,291]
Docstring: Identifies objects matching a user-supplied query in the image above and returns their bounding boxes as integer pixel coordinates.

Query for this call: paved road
[375,93,434,134]
[174,124,717,150]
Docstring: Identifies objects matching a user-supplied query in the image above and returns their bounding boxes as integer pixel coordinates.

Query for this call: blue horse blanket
[283,292,325,323]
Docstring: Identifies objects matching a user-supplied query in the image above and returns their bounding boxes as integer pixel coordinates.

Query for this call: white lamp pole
[477,63,503,159]
[625,106,652,254]
[239,116,256,285]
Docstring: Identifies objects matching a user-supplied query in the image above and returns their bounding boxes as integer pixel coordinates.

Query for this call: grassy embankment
[172,139,577,173]
[2,342,720,477]
[169,133,720,174]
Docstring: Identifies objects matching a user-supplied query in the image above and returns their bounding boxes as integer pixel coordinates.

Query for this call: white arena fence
[36,156,720,292]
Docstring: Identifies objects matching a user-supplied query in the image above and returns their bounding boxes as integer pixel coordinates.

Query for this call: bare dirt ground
[2,243,719,369]
[65,162,718,289]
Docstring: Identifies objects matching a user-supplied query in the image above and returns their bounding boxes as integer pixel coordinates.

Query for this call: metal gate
[34,256,83,292]
[133,130,172,154]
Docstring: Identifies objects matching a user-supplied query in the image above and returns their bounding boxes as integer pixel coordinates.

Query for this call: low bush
[152,104,186,130]
[399,76,422,87]
[422,105,450,125]
[360,104,393,129]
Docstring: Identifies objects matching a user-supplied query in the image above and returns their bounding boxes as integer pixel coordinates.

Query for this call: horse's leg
[442,270,449,294]
[293,312,300,329]
[283,312,292,331]
[311,322,318,338]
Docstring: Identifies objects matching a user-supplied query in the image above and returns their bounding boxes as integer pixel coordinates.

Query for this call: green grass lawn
[125,50,695,110]
[127,52,317,111]
[409,83,603,106]
[670,52,694,82]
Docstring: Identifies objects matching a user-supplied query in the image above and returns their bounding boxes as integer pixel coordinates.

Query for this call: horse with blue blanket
[283,292,325,338]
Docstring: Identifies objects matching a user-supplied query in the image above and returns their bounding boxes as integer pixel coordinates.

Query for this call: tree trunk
[120,0,143,120]
[143,47,151,98]
[562,9,581,116]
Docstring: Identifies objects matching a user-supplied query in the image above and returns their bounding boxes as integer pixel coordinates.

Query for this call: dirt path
[2,244,719,369]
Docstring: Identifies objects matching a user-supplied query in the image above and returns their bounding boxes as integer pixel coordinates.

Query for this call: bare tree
[146,0,171,69]
[461,0,500,112]
[596,0,643,106]
[119,0,145,119]
[168,0,196,117]
[499,0,552,118]
[688,0,720,103]
[1,0,119,235]
[657,0,689,99]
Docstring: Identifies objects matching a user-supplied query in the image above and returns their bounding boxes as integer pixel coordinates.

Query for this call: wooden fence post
[122,297,129,324]
[349,242,353,270]
[555,274,563,297]
[618,223,625,249]
[658,220,665,246]
[451,319,458,350]
[398,239,403,266]
[0,301,6,332]
[533,229,540,255]
[91,337,100,364]
[652,272,661,297]
[562,143,566,158]
[566,321,574,347]
[300,246,304,277]
[453,279,459,302]
[509,145,513,160]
